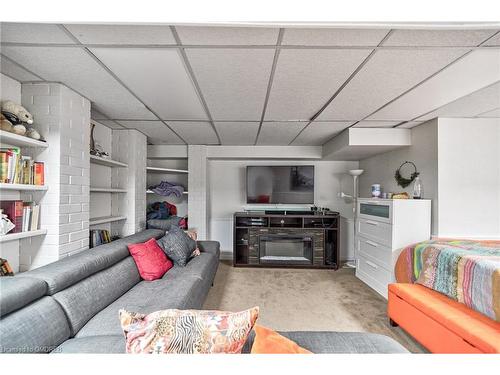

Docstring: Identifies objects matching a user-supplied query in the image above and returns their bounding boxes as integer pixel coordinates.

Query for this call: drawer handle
[365,240,378,247]
[365,260,378,269]
[365,220,379,226]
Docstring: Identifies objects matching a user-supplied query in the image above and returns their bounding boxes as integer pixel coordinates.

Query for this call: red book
[0,200,24,233]
[34,162,44,186]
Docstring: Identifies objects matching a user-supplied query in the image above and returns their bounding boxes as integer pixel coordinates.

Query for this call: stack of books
[90,229,112,248]
[0,200,41,233]
[0,147,45,185]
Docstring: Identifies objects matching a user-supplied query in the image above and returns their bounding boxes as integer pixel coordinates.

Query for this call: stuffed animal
[0,113,13,132]
[25,127,42,140]
[1,100,34,125]
[12,124,27,135]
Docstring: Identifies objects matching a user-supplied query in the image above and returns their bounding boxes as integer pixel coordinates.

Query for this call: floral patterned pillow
[119,307,259,354]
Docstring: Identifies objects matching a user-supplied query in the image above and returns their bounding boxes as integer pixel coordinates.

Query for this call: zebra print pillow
[119,307,259,354]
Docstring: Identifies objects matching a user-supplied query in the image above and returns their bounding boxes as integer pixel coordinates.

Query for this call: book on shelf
[90,229,113,248]
[0,200,40,233]
[0,147,44,185]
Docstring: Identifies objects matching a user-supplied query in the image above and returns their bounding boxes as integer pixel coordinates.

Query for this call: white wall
[359,119,439,234]
[0,73,21,104]
[359,117,500,239]
[208,159,358,261]
[437,118,500,238]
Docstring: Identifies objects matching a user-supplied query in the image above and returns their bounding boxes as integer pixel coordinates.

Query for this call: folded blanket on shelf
[149,181,184,197]
[395,239,500,321]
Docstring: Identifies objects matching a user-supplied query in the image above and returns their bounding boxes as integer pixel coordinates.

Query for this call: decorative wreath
[395,161,419,188]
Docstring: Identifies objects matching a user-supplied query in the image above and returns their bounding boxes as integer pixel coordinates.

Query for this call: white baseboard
[220,250,233,261]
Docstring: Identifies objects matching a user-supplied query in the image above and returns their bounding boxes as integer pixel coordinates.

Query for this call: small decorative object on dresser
[355,198,431,298]
[371,184,381,198]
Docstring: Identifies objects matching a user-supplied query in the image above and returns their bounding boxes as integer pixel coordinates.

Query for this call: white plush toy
[1,100,34,125]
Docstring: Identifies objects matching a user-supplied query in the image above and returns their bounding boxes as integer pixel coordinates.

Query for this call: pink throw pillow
[128,238,173,281]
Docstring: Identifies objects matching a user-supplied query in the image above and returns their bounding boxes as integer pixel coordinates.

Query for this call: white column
[19,83,90,271]
[111,129,147,236]
[188,145,208,240]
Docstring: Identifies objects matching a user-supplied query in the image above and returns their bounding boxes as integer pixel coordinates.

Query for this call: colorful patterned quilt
[395,239,500,322]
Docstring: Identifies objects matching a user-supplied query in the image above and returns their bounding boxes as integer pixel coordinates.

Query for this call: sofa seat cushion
[0,276,47,316]
[242,331,408,353]
[388,283,500,353]
[76,274,205,337]
[163,252,218,283]
[54,335,125,354]
[17,229,165,295]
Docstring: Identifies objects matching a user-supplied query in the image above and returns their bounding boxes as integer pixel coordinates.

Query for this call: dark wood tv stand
[233,211,340,269]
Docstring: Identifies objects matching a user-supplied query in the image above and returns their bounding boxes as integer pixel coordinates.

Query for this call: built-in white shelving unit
[0,229,48,243]
[146,166,188,174]
[147,190,188,195]
[90,187,127,193]
[89,121,129,243]
[146,157,189,217]
[0,130,49,148]
[0,131,49,268]
[0,183,48,191]
[90,154,128,168]
[89,215,127,226]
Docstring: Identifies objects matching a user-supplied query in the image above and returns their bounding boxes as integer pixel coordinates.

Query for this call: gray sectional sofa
[0,229,408,354]
[0,229,220,353]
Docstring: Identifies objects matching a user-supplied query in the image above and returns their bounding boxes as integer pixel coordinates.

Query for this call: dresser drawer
[357,236,392,271]
[357,218,392,246]
[357,254,392,288]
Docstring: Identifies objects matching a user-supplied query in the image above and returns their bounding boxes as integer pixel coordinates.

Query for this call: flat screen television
[246,166,314,204]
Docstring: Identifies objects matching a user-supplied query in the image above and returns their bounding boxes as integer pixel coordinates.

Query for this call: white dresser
[355,198,431,298]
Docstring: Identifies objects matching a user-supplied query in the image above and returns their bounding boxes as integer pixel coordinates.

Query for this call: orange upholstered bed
[388,239,500,353]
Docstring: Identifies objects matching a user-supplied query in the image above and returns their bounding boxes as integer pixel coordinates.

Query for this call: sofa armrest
[197,241,220,259]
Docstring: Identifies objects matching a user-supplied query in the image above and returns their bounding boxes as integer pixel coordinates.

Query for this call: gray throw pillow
[157,227,197,266]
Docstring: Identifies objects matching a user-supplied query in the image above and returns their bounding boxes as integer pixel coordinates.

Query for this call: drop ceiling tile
[214,122,259,145]
[383,29,497,47]
[282,28,388,46]
[398,121,424,129]
[186,48,275,120]
[353,121,400,127]
[175,26,279,45]
[256,122,307,145]
[477,107,500,117]
[483,32,500,46]
[368,50,500,121]
[291,121,352,145]
[0,23,76,44]
[416,81,500,120]
[318,49,466,121]
[1,46,157,120]
[91,48,207,120]
[168,121,219,144]
[64,24,176,45]
[265,49,372,121]
[119,120,184,144]
[0,55,42,82]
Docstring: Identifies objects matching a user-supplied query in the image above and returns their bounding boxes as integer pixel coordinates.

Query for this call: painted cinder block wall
[19,82,90,270]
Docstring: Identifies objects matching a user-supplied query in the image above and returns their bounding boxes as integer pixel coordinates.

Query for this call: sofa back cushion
[16,229,165,295]
[53,257,141,336]
[0,296,70,353]
[0,277,47,317]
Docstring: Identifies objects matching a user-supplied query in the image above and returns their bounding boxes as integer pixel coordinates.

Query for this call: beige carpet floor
[203,261,426,353]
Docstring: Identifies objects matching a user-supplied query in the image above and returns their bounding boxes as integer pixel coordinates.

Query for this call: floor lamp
[341,169,364,268]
